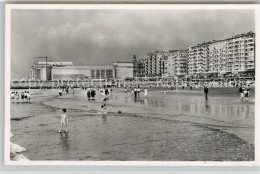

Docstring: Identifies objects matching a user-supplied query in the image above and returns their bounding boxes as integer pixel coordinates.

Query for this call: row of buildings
[29,31,255,81]
[133,31,255,79]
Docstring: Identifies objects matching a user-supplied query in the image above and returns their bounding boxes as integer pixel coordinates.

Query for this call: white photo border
[4,3,260,166]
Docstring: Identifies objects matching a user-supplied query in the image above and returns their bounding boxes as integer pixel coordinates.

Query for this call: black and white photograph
[4,4,260,165]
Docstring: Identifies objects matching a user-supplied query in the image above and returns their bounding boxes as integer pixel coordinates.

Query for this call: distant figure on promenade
[101,98,107,117]
[125,86,127,93]
[144,88,147,97]
[190,85,193,90]
[59,109,68,133]
[244,85,250,101]
[72,88,75,95]
[134,88,137,99]
[239,85,245,101]
[21,92,25,100]
[204,86,209,100]
[137,87,140,98]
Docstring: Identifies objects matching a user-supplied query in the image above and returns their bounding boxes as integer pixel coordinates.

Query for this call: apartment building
[188,31,255,77]
[145,51,168,77]
[133,55,146,77]
[167,50,188,77]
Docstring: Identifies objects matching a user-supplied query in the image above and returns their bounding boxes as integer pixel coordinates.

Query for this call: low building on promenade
[29,61,133,81]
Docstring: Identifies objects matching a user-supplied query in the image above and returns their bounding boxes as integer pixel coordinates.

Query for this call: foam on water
[13,154,30,161]
[10,142,30,161]
[10,142,26,153]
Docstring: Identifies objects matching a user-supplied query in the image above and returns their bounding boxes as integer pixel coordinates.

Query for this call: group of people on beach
[87,88,96,100]
[11,91,30,101]
[58,86,75,97]
[239,85,250,101]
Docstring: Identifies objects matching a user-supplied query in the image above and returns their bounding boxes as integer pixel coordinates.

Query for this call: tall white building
[188,31,255,77]
[167,50,188,77]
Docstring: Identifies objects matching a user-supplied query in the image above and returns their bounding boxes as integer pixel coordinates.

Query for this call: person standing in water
[101,98,107,117]
[59,109,68,133]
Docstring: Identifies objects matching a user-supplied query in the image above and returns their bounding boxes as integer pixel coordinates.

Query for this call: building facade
[29,62,73,81]
[167,50,188,77]
[145,51,168,77]
[133,55,146,77]
[30,61,133,81]
[113,62,134,79]
[188,31,255,77]
[52,65,115,80]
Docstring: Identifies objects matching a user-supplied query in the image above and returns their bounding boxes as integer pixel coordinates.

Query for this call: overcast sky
[11,9,255,79]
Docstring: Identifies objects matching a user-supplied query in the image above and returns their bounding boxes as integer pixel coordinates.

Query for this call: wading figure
[101,98,107,117]
[59,109,68,133]
[204,86,209,100]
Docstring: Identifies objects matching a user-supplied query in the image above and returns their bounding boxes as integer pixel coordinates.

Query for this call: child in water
[59,109,68,133]
[101,98,107,116]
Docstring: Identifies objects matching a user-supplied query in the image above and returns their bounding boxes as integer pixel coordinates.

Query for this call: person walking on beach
[134,88,137,99]
[27,91,30,101]
[87,88,91,100]
[59,88,62,97]
[204,85,209,100]
[244,85,250,101]
[91,88,96,100]
[239,85,245,101]
[144,88,147,98]
[137,86,140,98]
[59,109,68,133]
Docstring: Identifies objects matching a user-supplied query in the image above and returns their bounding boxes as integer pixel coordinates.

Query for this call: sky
[11,9,255,79]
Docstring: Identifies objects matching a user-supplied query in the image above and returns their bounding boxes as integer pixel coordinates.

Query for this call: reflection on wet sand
[60,133,69,152]
[110,92,253,124]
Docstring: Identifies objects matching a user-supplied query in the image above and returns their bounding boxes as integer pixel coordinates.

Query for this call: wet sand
[10,88,255,161]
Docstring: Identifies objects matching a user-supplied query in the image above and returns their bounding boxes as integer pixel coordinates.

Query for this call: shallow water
[10,88,255,161]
